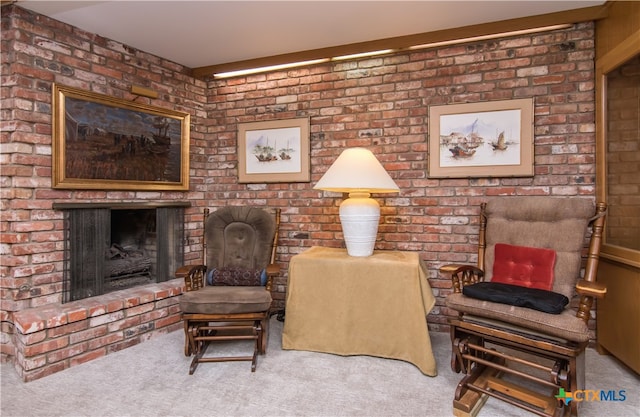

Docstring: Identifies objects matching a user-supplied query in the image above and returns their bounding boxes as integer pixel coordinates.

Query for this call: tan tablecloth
[282,246,437,376]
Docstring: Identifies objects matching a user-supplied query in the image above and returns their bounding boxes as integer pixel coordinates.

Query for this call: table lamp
[313,147,400,257]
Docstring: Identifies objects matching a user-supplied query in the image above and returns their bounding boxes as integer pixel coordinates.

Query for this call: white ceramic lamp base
[339,192,380,257]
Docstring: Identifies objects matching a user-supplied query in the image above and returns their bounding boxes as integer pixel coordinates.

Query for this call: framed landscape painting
[428,98,534,178]
[237,117,310,183]
[52,84,190,190]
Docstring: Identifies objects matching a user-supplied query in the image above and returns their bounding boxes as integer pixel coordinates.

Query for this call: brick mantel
[52,202,191,210]
[12,279,184,381]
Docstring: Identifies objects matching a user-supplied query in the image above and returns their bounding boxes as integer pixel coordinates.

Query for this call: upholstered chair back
[483,197,594,299]
[205,206,276,272]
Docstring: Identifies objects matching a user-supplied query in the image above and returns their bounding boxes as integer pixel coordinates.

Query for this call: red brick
[87,333,124,350]
[69,325,107,344]
[107,337,140,353]
[125,303,155,317]
[108,316,141,332]
[18,330,47,345]
[140,308,167,324]
[23,362,67,382]
[70,348,106,366]
[24,336,68,356]
[156,314,181,329]
[48,321,87,338]
[13,310,45,334]
[46,343,87,363]
[89,311,125,327]
[87,302,108,317]
[66,308,89,323]
[105,299,125,312]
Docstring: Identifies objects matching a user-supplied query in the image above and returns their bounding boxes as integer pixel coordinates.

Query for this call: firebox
[53,202,189,302]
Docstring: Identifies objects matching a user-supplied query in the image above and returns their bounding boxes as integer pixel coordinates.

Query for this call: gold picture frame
[52,83,190,190]
[428,98,534,178]
[238,117,310,183]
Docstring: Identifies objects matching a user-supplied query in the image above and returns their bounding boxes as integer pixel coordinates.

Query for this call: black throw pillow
[462,282,569,314]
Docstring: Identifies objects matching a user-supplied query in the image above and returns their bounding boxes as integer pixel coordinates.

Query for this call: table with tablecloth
[282,246,437,376]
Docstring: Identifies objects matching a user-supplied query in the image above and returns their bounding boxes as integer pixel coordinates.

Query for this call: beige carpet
[1,318,638,417]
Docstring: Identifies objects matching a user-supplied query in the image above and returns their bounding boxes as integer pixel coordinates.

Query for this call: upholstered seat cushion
[445,292,589,342]
[180,286,272,315]
[463,282,568,314]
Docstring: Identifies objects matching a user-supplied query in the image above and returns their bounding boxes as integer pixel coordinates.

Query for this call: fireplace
[53,202,188,302]
[106,209,155,290]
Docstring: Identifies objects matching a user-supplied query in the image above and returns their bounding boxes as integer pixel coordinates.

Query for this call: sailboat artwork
[438,108,522,168]
[491,131,508,151]
[245,126,302,174]
[428,99,534,178]
[251,140,295,162]
[238,117,310,183]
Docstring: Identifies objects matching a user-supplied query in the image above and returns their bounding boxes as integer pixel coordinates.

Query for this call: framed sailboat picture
[237,117,310,183]
[428,98,534,178]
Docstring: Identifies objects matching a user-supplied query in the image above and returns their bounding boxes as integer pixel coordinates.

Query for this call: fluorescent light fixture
[213,24,573,79]
[331,49,396,61]
[409,24,572,50]
[213,58,330,78]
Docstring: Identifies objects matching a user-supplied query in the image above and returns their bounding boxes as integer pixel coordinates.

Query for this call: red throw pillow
[491,243,556,291]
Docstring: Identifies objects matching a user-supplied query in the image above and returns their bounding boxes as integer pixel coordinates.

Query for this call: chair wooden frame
[442,201,607,417]
[179,207,281,373]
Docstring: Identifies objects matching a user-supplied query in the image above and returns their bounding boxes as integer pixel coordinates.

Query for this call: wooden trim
[193,5,608,79]
[595,1,640,59]
[601,250,640,269]
[597,28,640,74]
[595,26,640,267]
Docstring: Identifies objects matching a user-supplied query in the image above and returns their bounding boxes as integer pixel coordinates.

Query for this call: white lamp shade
[314,148,399,256]
[313,148,399,193]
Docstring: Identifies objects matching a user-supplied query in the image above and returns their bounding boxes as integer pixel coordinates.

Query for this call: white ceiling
[16,1,605,70]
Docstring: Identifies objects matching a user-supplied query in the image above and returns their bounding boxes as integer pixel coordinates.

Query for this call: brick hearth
[12,279,184,382]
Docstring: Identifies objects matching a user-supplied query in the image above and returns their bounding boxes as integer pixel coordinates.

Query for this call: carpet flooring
[1,318,638,417]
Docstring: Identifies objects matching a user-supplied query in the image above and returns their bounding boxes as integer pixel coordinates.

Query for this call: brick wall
[2,3,599,380]
[1,5,202,379]
[201,24,599,328]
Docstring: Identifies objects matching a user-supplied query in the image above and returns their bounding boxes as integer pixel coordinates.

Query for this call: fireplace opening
[55,203,188,302]
[107,209,155,291]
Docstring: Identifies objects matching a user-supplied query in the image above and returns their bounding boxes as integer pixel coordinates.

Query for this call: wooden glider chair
[177,206,281,374]
[441,197,607,417]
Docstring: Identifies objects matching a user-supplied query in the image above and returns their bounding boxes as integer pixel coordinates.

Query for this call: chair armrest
[265,263,281,276]
[175,265,192,279]
[439,264,469,274]
[441,264,485,293]
[576,279,606,299]
[178,265,206,292]
[175,264,206,276]
[575,279,606,323]
[264,263,281,292]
